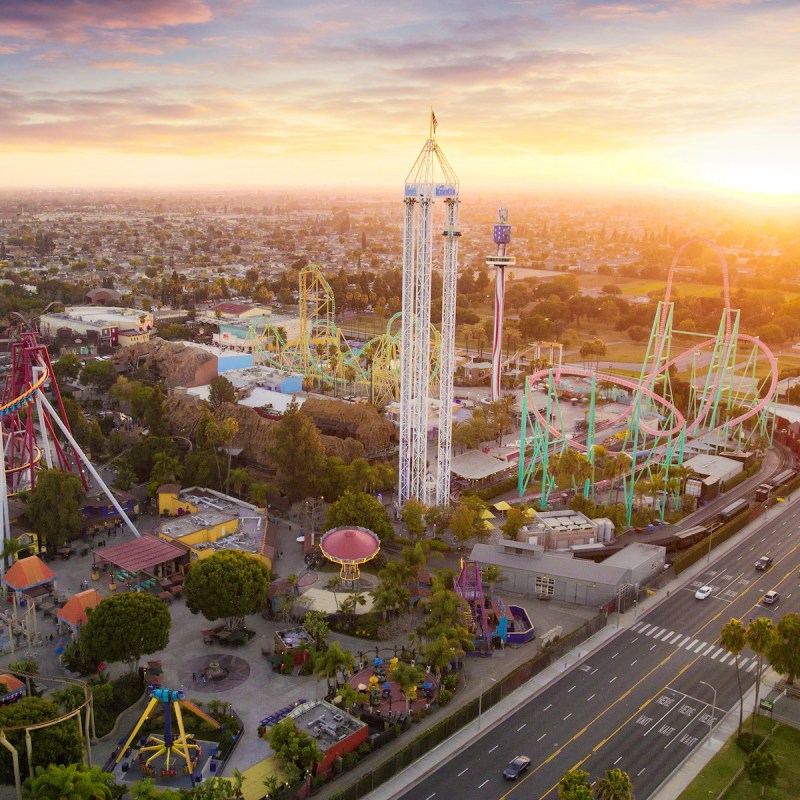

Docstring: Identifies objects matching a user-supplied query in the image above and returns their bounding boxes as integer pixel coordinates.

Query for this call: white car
[695,585,713,600]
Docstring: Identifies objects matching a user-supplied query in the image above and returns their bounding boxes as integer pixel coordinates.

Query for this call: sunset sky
[1,0,799,199]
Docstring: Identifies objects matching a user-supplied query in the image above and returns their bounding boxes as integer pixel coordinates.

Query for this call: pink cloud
[0,0,212,44]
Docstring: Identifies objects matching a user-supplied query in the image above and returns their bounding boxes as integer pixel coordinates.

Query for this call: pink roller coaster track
[524,239,778,454]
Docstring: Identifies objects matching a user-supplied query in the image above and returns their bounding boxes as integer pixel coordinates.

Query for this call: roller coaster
[518,239,779,524]
[0,332,140,568]
[246,265,440,406]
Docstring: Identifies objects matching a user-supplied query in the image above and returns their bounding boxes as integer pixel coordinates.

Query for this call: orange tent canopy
[2,555,55,591]
[57,589,102,629]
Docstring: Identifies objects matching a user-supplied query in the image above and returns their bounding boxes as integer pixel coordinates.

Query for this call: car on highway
[695,585,713,600]
[755,556,773,571]
[503,755,531,780]
[763,590,780,605]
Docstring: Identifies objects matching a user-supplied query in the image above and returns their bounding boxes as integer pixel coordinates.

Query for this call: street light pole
[699,680,717,747]
[477,676,497,730]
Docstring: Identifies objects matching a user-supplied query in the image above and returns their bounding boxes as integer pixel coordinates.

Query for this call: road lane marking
[543,704,552,711]
[650,645,657,651]
[425,795,436,800]
[693,641,707,653]
[614,756,622,765]
[678,636,690,647]
[632,622,643,631]
[538,733,547,741]
[631,660,638,666]
[587,694,595,701]
[458,768,469,776]
[479,780,489,789]
[518,724,527,731]
[568,686,576,693]
[711,648,723,659]
[502,538,800,800]
[639,624,651,633]
[590,668,598,675]
[610,676,618,683]
[686,639,698,650]
[668,632,683,644]
[703,644,716,655]
[611,652,619,659]
[637,768,646,776]
[564,713,572,720]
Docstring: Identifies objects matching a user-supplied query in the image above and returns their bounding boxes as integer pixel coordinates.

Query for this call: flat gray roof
[451,450,509,480]
[470,543,627,585]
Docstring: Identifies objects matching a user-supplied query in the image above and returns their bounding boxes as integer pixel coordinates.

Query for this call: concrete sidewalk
[346,491,799,800]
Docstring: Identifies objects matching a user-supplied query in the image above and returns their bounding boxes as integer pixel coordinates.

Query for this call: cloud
[0,0,213,44]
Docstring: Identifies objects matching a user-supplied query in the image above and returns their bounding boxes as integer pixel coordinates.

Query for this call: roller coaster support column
[488,206,514,402]
[38,393,140,538]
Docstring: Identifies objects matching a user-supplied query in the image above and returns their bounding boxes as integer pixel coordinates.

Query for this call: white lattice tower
[398,118,459,507]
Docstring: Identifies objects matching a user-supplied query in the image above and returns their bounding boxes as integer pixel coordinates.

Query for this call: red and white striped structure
[488,206,515,401]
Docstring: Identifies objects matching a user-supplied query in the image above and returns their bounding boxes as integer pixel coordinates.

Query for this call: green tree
[339,590,367,624]
[302,611,330,651]
[769,611,800,685]
[400,498,427,540]
[500,506,527,540]
[422,633,464,678]
[147,449,181,496]
[325,491,393,539]
[558,768,593,800]
[228,467,251,498]
[447,496,487,542]
[80,359,118,391]
[22,763,116,800]
[208,375,236,410]
[128,777,182,799]
[313,641,355,695]
[189,771,244,800]
[52,353,82,384]
[746,617,778,735]
[266,400,328,502]
[0,697,84,785]
[25,468,86,547]
[184,549,270,631]
[594,767,634,799]
[390,661,425,712]
[113,461,137,491]
[81,593,171,672]
[484,565,505,596]
[267,718,323,774]
[720,617,747,735]
[744,750,779,797]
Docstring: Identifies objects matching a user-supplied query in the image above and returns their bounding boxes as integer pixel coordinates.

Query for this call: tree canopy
[208,375,236,409]
[80,592,171,671]
[22,763,115,800]
[325,491,393,539]
[184,549,270,631]
[267,718,323,774]
[0,697,84,785]
[80,359,118,391]
[769,611,800,685]
[266,400,328,502]
[25,468,86,547]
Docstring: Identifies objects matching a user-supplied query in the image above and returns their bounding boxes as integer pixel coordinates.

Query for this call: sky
[1,0,799,200]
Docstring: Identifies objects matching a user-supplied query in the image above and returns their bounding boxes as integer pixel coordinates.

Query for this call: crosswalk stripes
[628,622,761,668]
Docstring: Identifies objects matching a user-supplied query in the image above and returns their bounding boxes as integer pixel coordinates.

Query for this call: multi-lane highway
[397,503,800,800]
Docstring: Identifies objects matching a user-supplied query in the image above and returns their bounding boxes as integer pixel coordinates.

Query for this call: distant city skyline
[1,0,798,201]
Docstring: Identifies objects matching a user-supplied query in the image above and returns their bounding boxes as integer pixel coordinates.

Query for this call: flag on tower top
[431,110,438,133]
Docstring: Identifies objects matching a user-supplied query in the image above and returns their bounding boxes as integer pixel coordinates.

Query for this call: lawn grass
[677,715,800,800]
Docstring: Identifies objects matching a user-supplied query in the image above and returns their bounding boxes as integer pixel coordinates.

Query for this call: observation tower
[398,112,460,507]
[488,206,515,401]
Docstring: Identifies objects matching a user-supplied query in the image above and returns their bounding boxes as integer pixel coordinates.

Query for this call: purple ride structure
[517,239,778,525]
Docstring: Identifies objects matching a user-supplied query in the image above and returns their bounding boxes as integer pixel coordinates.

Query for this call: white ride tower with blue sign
[398,114,460,508]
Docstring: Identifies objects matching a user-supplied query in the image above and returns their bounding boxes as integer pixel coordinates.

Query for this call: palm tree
[22,763,116,800]
[746,616,778,734]
[422,633,463,678]
[474,324,487,359]
[340,590,367,624]
[720,618,747,735]
[324,576,341,611]
[2,538,25,570]
[484,566,505,596]
[594,767,634,799]
[313,641,355,696]
[229,467,251,498]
